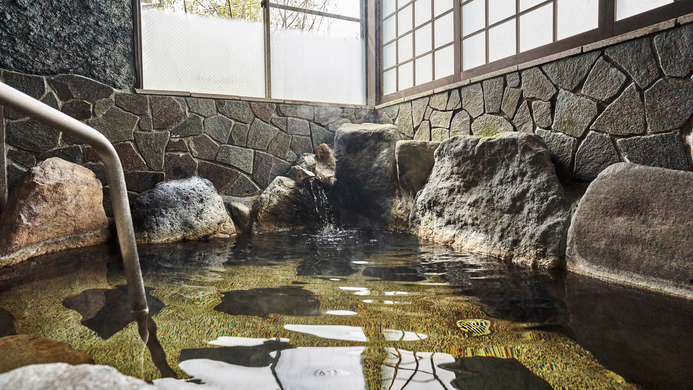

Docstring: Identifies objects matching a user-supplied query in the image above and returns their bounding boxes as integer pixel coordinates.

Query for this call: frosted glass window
[520,4,553,52]
[384,69,397,95]
[520,0,546,11]
[383,42,397,69]
[616,0,672,20]
[296,0,361,19]
[463,33,486,70]
[558,0,598,39]
[434,45,454,78]
[399,62,414,90]
[489,0,516,25]
[489,19,516,62]
[415,0,432,27]
[434,12,454,48]
[415,24,432,56]
[398,33,414,62]
[463,0,486,36]
[399,5,413,34]
[416,54,433,85]
[383,16,396,43]
[434,0,453,17]
[383,0,397,17]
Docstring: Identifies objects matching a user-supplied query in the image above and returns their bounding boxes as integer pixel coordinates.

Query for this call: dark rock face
[215,286,321,317]
[605,37,660,89]
[134,131,169,170]
[0,308,15,337]
[6,119,61,153]
[197,161,241,194]
[567,163,693,298]
[644,78,693,133]
[581,56,627,102]
[0,1,135,90]
[536,129,576,178]
[125,171,164,193]
[331,123,401,227]
[150,97,186,130]
[653,23,693,78]
[164,153,197,180]
[541,52,599,91]
[591,83,645,136]
[171,115,204,138]
[617,132,690,171]
[395,140,439,195]
[253,152,291,189]
[574,131,621,181]
[87,106,138,143]
[412,133,571,268]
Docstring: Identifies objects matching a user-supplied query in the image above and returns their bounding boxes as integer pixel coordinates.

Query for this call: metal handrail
[0,82,151,342]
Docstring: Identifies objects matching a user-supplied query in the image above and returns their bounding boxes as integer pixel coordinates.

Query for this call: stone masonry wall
[377,18,693,181]
[0,70,373,215]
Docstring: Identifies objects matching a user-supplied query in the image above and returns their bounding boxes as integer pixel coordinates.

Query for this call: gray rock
[412,133,571,268]
[541,52,600,91]
[450,111,471,137]
[48,75,114,102]
[164,153,198,180]
[87,106,138,143]
[312,144,337,187]
[521,67,557,101]
[429,110,453,128]
[314,106,343,125]
[424,106,433,120]
[506,71,521,88]
[617,132,690,171]
[115,93,148,115]
[250,102,276,123]
[253,151,291,188]
[501,87,522,118]
[166,139,188,153]
[291,136,313,156]
[198,161,242,193]
[114,142,146,171]
[567,163,693,297]
[132,176,235,243]
[581,57,627,102]
[574,131,621,181]
[61,100,92,120]
[536,128,576,177]
[6,119,61,153]
[124,171,165,193]
[271,117,288,132]
[138,115,153,131]
[327,118,352,132]
[216,145,254,174]
[429,92,449,110]
[134,131,169,170]
[311,123,335,149]
[188,134,220,161]
[287,165,315,182]
[381,105,400,123]
[169,114,204,139]
[653,24,693,78]
[414,121,431,140]
[396,140,439,194]
[2,71,46,100]
[278,104,313,120]
[230,123,249,146]
[221,195,259,233]
[186,98,217,117]
[411,98,429,128]
[332,123,401,227]
[223,174,262,197]
[592,83,645,136]
[40,92,61,111]
[460,84,485,118]
[395,102,414,138]
[513,101,534,134]
[287,117,311,135]
[482,77,504,113]
[267,131,292,159]
[150,96,186,130]
[8,148,36,167]
[93,98,114,118]
[532,101,552,128]
[471,115,514,137]
[0,363,151,390]
[605,37,660,89]
[431,128,448,142]
[446,89,461,110]
[644,78,693,133]
[217,100,254,123]
[204,115,234,144]
[553,90,598,138]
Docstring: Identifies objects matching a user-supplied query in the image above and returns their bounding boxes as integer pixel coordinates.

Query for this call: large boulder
[412,133,571,268]
[0,158,109,266]
[0,363,151,390]
[391,140,440,229]
[331,123,401,227]
[221,195,259,233]
[132,177,236,244]
[567,163,693,298]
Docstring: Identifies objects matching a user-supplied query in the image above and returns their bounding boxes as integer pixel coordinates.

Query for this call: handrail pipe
[0,82,175,378]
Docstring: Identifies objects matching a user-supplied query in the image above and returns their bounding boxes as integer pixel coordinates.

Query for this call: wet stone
[395,102,414,138]
[429,92,449,110]
[165,153,198,180]
[513,101,534,134]
[541,52,599,91]
[124,171,165,193]
[450,111,471,137]
[247,119,280,150]
[521,67,556,101]
[278,104,313,121]
[574,131,621,181]
[7,148,36,168]
[61,100,92,120]
[314,105,342,125]
[581,57,627,102]
[536,128,576,178]
[592,83,645,136]
[644,78,693,133]
[291,136,313,156]
[114,93,148,115]
[506,71,521,88]
[501,87,522,118]
[230,123,250,146]
[186,98,217,117]
[215,286,321,317]
[253,151,291,188]
[63,285,165,339]
[198,161,241,192]
[171,114,204,138]
[617,132,690,171]
[2,71,46,100]
[460,83,485,118]
[471,115,514,137]
[605,37,660,89]
[217,100,255,124]
[114,142,146,171]
[38,145,83,164]
[223,174,262,196]
[447,89,461,110]
[204,115,234,144]
[414,121,431,141]
[429,110,453,128]
[653,24,693,78]
[267,132,292,159]
[166,139,188,153]
[189,134,220,161]
[87,106,138,143]
[6,119,61,153]
[287,117,310,136]
[311,123,334,149]
[553,90,598,138]
[217,145,254,174]
[532,101,552,128]
[483,77,504,114]
[150,96,187,129]
[48,75,113,102]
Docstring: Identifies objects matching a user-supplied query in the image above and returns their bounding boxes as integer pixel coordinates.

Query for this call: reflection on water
[439,356,553,390]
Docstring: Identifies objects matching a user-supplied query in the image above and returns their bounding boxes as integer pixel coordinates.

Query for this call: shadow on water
[214,286,321,317]
[0,308,15,337]
[180,340,294,367]
[438,356,553,390]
